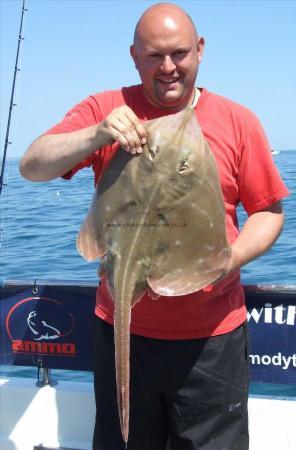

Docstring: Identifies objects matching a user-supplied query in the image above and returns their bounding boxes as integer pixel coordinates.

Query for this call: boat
[271,149,281,155]
[0,280,296,450]
[1,3,295,449]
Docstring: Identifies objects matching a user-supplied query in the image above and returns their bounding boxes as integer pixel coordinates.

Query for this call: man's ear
[197,37,205,63]
[130,45,138,69]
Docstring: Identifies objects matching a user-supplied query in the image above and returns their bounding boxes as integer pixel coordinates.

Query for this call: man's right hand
[98,105,147,154]
[19,105,147,182]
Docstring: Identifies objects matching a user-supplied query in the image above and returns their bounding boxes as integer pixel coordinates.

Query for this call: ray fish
[77,106,231,444]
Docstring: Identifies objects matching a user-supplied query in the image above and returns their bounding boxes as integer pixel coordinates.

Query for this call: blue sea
[0,152,295,395]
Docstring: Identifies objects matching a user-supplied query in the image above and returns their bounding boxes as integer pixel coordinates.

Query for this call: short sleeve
[238,121,289,214]
[45,96,102,135]
[43,96,103,180]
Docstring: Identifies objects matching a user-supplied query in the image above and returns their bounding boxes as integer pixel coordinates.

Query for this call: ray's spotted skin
[77,106,231,443]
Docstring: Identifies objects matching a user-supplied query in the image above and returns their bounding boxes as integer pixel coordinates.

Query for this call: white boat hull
[1,376,295,450]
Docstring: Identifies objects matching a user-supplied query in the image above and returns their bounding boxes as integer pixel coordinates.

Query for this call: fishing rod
[0,0,27,195]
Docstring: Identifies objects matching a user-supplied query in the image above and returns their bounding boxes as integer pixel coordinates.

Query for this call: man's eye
[174,50,187,58]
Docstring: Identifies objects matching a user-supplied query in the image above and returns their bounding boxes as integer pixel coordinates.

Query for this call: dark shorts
[92,316,250,450]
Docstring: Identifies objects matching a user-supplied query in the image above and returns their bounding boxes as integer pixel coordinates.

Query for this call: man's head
[130,3,204,111]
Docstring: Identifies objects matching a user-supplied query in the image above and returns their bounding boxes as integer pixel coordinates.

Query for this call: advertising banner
[245,286,296,384]
[0,282,96,371]
[1,282,296,383]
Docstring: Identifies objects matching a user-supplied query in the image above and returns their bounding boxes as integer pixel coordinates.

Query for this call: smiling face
[130,4,204,111]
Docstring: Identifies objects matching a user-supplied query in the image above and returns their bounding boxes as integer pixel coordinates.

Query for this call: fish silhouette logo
[27,310,62,340]
[6,296,75,343]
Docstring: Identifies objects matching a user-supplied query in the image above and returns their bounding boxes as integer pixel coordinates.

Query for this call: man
[20,3,288,450]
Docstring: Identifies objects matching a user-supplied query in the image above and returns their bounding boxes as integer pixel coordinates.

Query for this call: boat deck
[1,376,295,450]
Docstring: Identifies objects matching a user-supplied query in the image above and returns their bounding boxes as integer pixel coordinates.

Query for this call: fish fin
[76,221,106,261]
[147,286,160,300]
[130,294,146,307]
[147,269,226,296]
[100,270,117,303]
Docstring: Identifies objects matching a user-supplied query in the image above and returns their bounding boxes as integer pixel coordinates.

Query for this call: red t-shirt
[46,85,289,339]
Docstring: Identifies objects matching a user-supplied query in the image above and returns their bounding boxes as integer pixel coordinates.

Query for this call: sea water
[0,151,295,395]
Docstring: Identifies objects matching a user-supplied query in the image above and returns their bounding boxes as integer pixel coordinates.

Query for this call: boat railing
[1,279,296,386]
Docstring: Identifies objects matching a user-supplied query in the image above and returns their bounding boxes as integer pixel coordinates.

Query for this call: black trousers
[93,316,250,450]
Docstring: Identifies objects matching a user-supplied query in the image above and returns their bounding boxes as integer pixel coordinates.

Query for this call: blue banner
[245,286,296,384]
[1,282,296,383]
[0,282,96,371]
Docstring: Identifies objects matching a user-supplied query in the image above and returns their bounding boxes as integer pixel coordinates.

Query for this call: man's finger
[123,108,147,144]
[115,119,142,151]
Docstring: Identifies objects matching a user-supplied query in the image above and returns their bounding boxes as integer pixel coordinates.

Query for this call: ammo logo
[6,296,76,356]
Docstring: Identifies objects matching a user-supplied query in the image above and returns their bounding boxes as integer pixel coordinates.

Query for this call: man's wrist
[225,245,243,275]
[91,122,114,151]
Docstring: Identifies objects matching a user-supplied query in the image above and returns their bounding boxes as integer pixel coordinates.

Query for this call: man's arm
[225,201,284,274]
[19,106,146,182]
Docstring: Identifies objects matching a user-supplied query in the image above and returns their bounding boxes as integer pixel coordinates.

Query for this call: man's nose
[161,55,176,73]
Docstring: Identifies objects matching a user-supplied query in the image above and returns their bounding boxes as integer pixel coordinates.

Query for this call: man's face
[130,18,204,110]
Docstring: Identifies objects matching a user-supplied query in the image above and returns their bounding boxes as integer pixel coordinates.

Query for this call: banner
[1,282,296,383]
[0,282,96,371]
[245,285,296,384]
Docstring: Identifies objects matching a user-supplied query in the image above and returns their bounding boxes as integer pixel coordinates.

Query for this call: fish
[77,106,231,444]
[27,311,61,341]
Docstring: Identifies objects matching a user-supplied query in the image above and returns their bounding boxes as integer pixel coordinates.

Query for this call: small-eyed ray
[77,106,231,444]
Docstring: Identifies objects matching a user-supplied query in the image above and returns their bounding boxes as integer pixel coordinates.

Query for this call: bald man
[20,3,288,450]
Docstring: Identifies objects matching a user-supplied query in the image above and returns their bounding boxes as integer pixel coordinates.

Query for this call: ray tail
[114,291,132,444]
